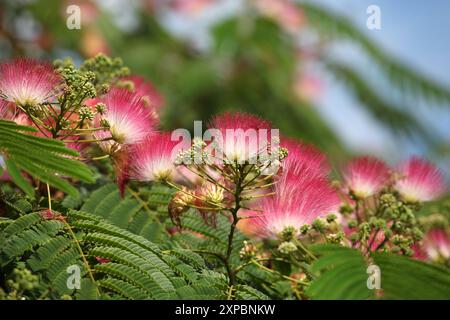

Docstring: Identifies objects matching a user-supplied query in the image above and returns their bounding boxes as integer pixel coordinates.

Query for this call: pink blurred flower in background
[170,0,214,15]
[413,228,450,263]
[394,157,447,202]
[342,156,391,199]
[293,73,323,102]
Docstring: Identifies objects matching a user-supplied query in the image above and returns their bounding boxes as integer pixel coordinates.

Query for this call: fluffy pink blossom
[257,175,340,238]
[93,88,157,151]
[280,138,330,180]
[122,75,164,113]
[413,228,450,262]
[207,112,273,164]
[130,132,180,182]
[0,58,60,106]
[342,156,391,198]
[293,73,323,102]
[394,157,447,202]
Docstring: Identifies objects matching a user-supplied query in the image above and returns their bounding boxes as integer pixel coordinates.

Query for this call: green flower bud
[312,218,327,232]
[78,106,95,121]
[95,102,107,114]
[326,213,337,223]
[279,226,298,241]
[300,224,311,235]
[278,241,297,254]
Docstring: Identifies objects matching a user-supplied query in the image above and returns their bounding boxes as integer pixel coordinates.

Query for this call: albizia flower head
[93,88,157,150]
[343,156,391,198]
[394,157,447,202]
[413,228,450,262]
[280,138,330,180]
[130,132,180,182]
[0,58,60,106]
[121,75,165,112]
[257,176,340,238]
[207,112,272,163]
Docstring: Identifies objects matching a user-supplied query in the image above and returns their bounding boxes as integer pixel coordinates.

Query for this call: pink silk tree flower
[207,112,273,164]
[121,75,165,113]
[257,175,340,239]
[342,156,391,198]
[413,228,450,263]
[280,137,330,181]
[93,88,157,152]
[394,157,447,202]
[0,58,60,107]
[130,132,181,182]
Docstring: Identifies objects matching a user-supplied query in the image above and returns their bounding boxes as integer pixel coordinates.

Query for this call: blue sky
[312,0,450,160]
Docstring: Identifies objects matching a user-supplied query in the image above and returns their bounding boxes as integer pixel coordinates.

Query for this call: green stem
[46,183,52,211]
[293,238,317,261]
[248,259,310,286]
[92,154,110,161]
[225,207,240,287]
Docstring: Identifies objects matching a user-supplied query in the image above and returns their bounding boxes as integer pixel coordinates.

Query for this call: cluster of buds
[239,241,258,260]
[338,156,447,256]
[3,263,39,299]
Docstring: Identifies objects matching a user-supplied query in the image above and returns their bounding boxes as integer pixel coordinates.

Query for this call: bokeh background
[1,0,449,176]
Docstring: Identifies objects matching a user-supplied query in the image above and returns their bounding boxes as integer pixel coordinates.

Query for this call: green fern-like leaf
[78,183,166,241]
[0,120,94,197]
[176,211,246,266]
[0,205,259,300]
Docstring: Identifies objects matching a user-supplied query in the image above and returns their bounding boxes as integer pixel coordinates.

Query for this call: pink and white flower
[0,58,60,107]
[122,75,165,113]
[394,157,447,202]
[256,175,340,238]
[93,88,157,152]
[342,156,391,198]
[130,132,180,182]
[280,138,330,180]
[413,228,450,262]
[207,112,273,164]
